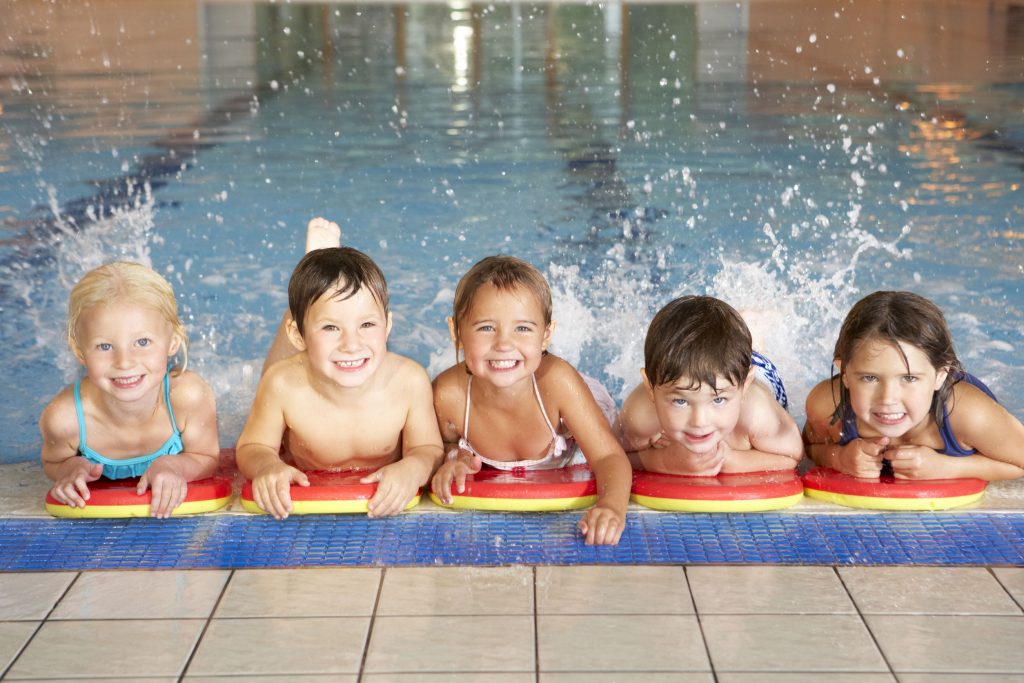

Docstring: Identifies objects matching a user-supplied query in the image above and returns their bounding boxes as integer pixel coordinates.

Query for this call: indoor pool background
[1,0,1022,464]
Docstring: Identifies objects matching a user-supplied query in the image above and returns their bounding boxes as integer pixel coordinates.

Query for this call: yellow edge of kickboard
[630,492,805,513]
[803,487,985,511]
[429,492,599,511]
[241,494,421,515]
[46,496,231,519]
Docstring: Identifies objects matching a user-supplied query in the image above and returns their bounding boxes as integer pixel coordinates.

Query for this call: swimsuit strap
[163,370,180,435]
[463,375,473,443]
[531,374,560,441]
[461,373,560,452]
[73,379,89,451]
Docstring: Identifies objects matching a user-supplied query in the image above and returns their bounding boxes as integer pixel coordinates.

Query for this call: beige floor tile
[0,622,38,672]
[897,676,1024,682]
[865,615,1024,673]
[215,568,380,618]
[378,566,533,616]
[364,615,533,673]
[992,568,1024,607]
[541,674,713,682]
[537,614,709,672]
[702,614,887,672]
[187,617,368,675]
[187,677,354,682]
[839,567,1021,615]
[688,566,854,615]
[5,619,203,679]
[51,570,230,620]
[718,675,895,682]
[536,565,692,615]
[364,675,535,683]
[0,572,76,620]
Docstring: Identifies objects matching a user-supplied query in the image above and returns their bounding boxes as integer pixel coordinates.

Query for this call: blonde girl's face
[455,282,553,389]
[840,337,948,439]
[72,301,181,404]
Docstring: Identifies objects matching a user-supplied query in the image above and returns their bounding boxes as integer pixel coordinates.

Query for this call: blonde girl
[431,256,631,545]
[39,262,220,517]
[804,290,1024,481]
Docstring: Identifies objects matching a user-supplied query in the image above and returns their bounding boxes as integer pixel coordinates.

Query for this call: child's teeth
[336,359,364,367]
[491,360,516,369]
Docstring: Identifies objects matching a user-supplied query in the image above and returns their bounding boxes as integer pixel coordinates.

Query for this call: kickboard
[46,476,232,518]
[241,469,421,514]
[430,465,598,511]
[631,469,805,512]
[802,466,987,511]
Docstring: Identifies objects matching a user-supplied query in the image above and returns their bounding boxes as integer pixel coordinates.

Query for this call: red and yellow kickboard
[241,469,420,514]
[429,465,598,511]
[802,466,987,511]
[631,469,805,512]
[45,476,232,518]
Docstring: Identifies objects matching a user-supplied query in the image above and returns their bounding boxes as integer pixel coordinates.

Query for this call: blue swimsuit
[74,372,183,479]
[839,373,996,456]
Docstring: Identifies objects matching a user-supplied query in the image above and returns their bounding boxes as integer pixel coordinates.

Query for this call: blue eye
[137,338,151,348]
[476,325,494,333]
[97,343,112,352]
[861,375,878,383]
[671,398,688,407]
[903,375,918,383]
[712,396,728,405]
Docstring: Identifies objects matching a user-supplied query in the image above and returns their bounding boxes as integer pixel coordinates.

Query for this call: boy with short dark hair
[619,295,802,475]
[236,218,443,518]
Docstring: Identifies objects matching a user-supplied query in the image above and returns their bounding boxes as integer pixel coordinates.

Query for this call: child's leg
[261,218,343,375]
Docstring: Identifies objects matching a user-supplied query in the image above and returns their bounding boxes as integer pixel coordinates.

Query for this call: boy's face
[839,338,946,439]
[288,283,391,389]
[646,373,750,455]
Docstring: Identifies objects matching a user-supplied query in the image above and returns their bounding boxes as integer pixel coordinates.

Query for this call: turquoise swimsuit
[73,372,183,479]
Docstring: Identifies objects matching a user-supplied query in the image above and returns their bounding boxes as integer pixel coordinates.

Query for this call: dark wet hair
[644,295,752,392]
[831,290,962,427]
[288,247,389,336]
[451,255,552,353]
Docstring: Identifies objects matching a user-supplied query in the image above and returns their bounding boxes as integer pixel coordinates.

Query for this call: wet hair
[451,255,552,355]
[644,295,751,391]
[831,290,963,427]
[67,261,189,372]
[288,247,389,336]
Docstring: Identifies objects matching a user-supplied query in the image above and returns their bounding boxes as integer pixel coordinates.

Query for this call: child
[804,290,1024,480]
[39,262,220,518]
[236,218,444,519]
[431,255,632,546]
[619,295,803,476]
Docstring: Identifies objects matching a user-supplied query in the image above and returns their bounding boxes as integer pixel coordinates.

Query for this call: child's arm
[140,372,221,518]
[39,391,104,508]
[360,361,445,517]
[235,371,309,519]
[619,384,671,452]
[888,383,1024,481]
[720,386,803,473]
[430,370,484,504]
[803,378,887,478]
[547,360,631,546]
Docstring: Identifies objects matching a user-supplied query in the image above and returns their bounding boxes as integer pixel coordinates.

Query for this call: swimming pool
[2,0,1022,465]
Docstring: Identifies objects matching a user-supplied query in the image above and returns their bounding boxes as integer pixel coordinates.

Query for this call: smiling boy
[235,218,443,518]
[619,296,803,476]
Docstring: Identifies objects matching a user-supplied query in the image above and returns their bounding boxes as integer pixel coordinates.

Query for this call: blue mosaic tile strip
[1,512,1023,571]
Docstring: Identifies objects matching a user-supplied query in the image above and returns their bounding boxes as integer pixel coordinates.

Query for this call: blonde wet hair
[67,261,188,373]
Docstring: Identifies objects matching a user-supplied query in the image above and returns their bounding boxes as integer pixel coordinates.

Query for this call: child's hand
[361,460,423,518]
[647,432,671,449]
[578,505,625,546]
[431,450,482,505]
[49,458,104,508]
[252,462,310,520]
[138,456,188,519]
[837,437,889,478]
[677,442,728,476]
[886,445,949,480]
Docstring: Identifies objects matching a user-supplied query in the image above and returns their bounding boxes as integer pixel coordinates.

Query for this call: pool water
[1,0,1022,463]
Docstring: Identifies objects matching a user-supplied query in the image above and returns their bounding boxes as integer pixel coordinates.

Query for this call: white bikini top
[457,375,577,471]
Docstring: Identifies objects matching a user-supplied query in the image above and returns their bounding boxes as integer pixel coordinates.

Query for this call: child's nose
[494,329,513,350]
[879,379,900,403]
[689,404,709,426]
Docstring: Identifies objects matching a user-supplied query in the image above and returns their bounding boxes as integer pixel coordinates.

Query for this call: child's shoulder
[378,351,431,388]
[168,369,216,409]
[536,353,579,383]
[39,384,79,439]
[805,376,841,409]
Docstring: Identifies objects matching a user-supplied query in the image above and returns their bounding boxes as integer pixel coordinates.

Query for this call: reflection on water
[0,0,1022,462]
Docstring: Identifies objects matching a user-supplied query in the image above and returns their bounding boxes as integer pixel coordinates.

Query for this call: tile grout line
[1,570,83,680]
[833,565,897,677]
[533,565,540,683]
[356,566,387,682]
[682,565,719,682]
[988,567,1024,614]
[178,568,235,682]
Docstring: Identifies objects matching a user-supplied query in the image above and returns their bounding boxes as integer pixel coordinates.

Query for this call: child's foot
[305,217,342,253]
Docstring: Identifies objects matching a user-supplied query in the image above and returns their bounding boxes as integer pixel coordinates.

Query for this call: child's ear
[385,311,393,338]
[933,366,949,390]
[68,336,85,364]
[640,368,655,399]
[834,358,847,387]
[167,334,182,358]
[743,366,756,391]
[446,316,459,349]
[542,320,556,350]
[285,317,307,352]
